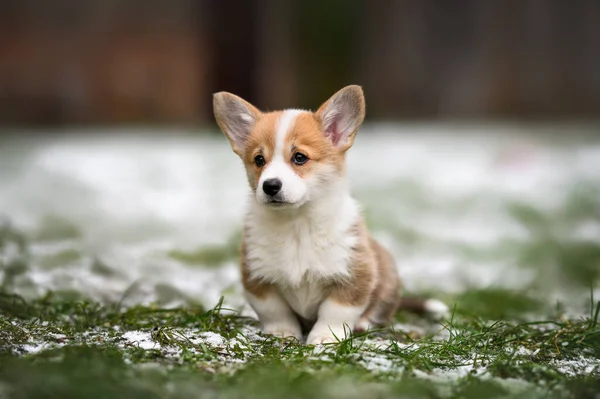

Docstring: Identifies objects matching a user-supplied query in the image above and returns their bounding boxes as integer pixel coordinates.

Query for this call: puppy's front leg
[242,249,302,341]
[245,289,302,341]
[306,296,367,345]
[307,252,376,345]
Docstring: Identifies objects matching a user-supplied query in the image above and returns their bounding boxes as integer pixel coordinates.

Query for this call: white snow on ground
[10,322,598,382]
[121,331,160,350]
[550,356,600,377]
[1,124,600,385]
[19,342,58,355]
[1,124,598,311]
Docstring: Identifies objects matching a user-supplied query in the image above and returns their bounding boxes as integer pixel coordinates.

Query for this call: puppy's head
[213,85,365,209]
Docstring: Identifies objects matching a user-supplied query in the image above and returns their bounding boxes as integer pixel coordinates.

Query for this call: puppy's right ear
[213,92,261,156]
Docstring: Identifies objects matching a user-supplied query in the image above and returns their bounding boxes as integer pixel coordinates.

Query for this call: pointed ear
[213,92,261,156]
[316,85,365,151]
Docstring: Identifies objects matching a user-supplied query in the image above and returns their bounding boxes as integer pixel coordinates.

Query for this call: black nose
[263,178,282,196]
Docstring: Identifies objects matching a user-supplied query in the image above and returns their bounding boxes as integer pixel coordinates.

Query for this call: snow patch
[551,356,600,377]
[121,331,159,350]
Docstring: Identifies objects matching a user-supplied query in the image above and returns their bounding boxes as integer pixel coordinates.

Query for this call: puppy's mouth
[266,198,288,207]
[255,189,307,209]
[263,197,306,210]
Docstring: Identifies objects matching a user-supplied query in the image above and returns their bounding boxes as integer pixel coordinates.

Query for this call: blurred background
[0,0,599,127]
[0,1,599,317]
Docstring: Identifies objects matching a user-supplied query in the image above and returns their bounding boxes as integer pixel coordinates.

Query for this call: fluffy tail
[397,297,450,320]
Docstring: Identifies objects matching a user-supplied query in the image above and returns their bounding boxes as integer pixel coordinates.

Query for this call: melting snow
[121,331,160,350]
[1,125,600,384]
[1,126,599,309]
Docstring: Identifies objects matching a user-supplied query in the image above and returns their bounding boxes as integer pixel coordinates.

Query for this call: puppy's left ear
[213,92,261,157]
[316,85,365,152]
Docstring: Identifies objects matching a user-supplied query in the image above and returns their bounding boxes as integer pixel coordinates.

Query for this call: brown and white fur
[213,85,448,345]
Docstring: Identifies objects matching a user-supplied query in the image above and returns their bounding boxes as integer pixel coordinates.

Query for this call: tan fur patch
[327,219,402,325]
[363,237,402,324]
[328,219,377,306]
[286,114,331,160]
[242,111,281,190]
[285,112,347,176]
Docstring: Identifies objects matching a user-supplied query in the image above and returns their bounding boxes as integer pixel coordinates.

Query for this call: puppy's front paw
[354,317,373,333]
[306,334,338,345]
[262,323,302,341]
[307,322,352,346]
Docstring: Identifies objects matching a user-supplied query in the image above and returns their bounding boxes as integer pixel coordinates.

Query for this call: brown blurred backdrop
[0,0,599,126]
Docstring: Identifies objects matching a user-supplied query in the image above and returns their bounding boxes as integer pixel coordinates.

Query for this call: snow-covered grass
[1,123,599,398]
[1,294,599,398]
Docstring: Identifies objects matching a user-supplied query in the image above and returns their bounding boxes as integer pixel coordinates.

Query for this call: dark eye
[292,152,308,165]
[254,155,265,167]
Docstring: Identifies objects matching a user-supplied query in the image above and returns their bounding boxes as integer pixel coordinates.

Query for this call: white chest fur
[244,194,360,319]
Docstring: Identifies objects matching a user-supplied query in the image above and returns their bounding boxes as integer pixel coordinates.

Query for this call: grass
[1,292,599,399]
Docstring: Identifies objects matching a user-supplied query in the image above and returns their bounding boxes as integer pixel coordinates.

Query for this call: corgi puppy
[213,85,447,344]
